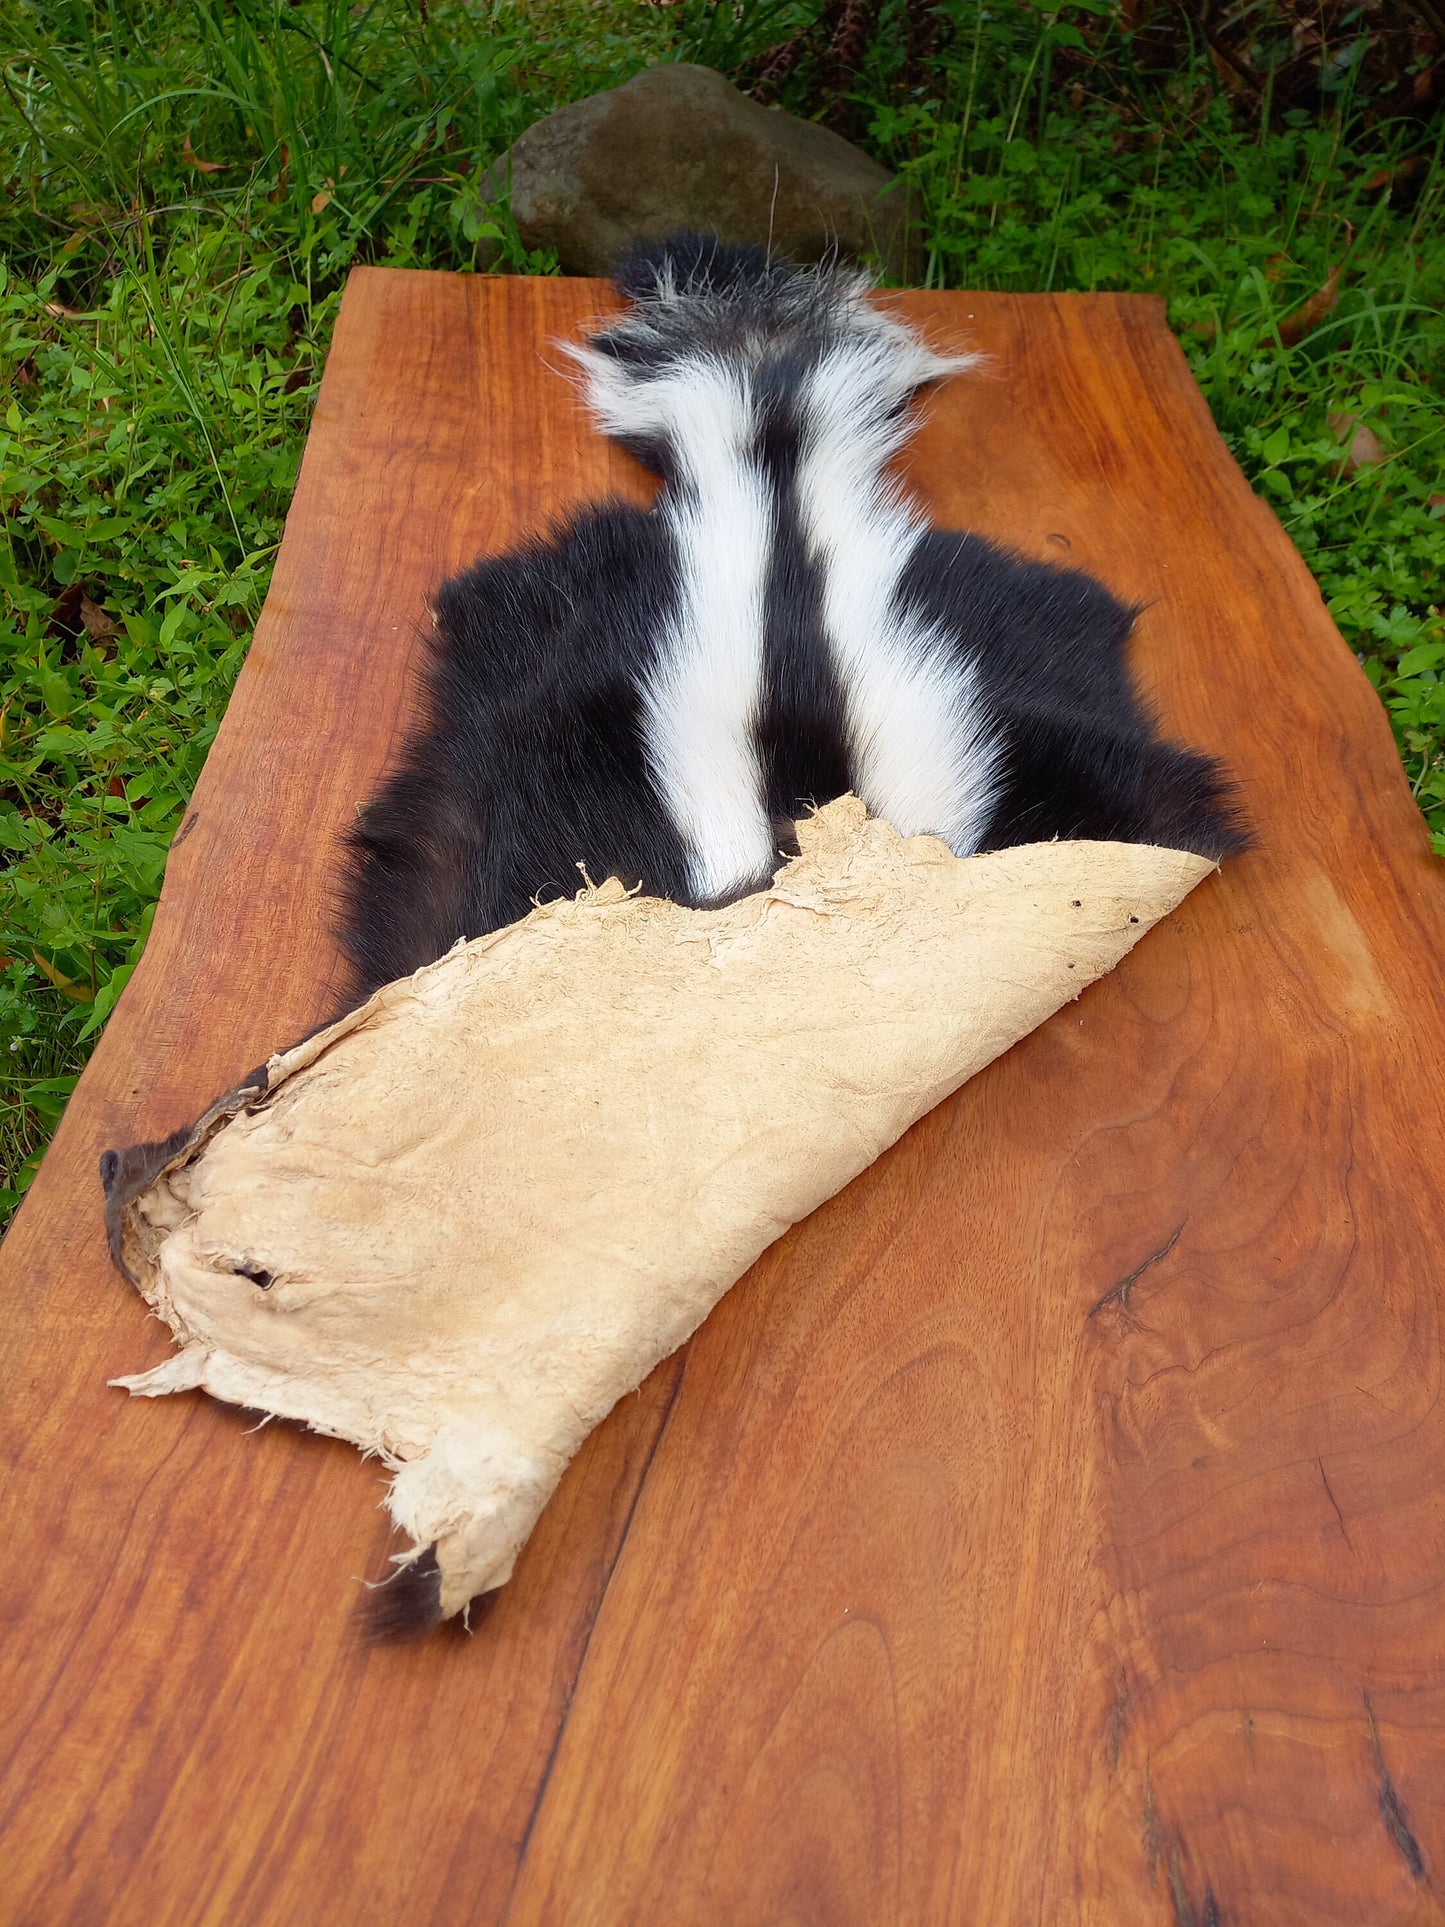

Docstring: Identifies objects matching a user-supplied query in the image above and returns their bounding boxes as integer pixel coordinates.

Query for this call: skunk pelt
[341,233,1245,1000]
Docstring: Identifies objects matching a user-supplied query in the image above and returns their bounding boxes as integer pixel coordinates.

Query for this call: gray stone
[485,63,916,280]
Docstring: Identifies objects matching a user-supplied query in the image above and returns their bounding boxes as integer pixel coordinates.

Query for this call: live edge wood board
[2,271,1444,1927]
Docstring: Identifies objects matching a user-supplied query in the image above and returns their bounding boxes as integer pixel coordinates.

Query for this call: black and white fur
[342,234,1244,1001]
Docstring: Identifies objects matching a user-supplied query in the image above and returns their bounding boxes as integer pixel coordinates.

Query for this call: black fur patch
[340,503,697,999]
[358,1544,446,1644]
[753,355,853,824]
[897,530,1249,859]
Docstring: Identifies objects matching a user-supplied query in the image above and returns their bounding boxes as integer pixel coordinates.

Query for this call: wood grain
[2,273,1443,1925]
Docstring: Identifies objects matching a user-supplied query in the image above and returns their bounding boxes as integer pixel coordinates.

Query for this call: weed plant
[1,0,1441,1219]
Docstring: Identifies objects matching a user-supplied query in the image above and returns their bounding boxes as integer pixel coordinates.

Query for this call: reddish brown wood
[3,273,1444,1924]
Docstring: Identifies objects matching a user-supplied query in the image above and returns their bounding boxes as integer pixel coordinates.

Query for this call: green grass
[2,0,1442,1221]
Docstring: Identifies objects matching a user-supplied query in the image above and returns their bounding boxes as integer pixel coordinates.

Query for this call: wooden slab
[3,271,1444,1925]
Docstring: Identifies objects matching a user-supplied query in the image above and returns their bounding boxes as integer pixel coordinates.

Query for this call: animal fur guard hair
[111,799,1214,1623]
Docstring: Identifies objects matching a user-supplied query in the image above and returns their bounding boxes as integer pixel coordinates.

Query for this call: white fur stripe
[798,333,1000,856]
[573,348,775,902]
[569,295,996,885]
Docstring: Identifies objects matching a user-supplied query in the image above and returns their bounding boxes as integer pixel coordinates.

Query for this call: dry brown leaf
[1327,412,1387,476]
[182,134,228,174]
[311,190,332,214]
[31,951,89,1003]
[79,595,119,642]
[1278,265,1340,346]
